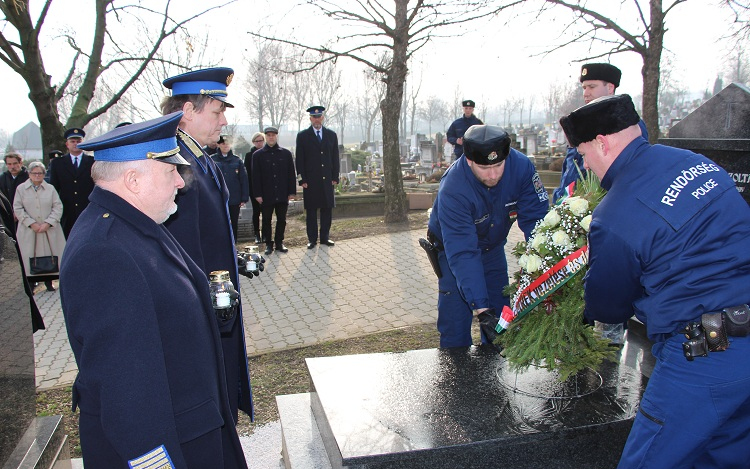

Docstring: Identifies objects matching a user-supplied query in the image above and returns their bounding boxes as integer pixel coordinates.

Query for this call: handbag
[29,232,59,275]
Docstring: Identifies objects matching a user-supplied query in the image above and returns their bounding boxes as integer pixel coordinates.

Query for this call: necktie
[316,130,322,142]
[73,156,79,168]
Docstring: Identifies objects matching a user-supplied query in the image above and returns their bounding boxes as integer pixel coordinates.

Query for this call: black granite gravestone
[278,334,654,469]
[0,227,68,467]
[660,82,750,204]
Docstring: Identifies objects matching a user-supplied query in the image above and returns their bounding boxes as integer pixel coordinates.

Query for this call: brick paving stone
[34,226,525,390]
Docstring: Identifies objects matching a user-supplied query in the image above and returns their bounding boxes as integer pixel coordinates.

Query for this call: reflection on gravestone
[0,231,36,463]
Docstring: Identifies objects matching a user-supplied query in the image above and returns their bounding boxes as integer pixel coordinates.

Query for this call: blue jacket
[584,137,750,342]
[61,187,247,468]
[252,143,297,204]
[554,119,648,203]
[428,149,549,309]
[211,150,249,206]
[446,114,483,157]
[164,129,253,420]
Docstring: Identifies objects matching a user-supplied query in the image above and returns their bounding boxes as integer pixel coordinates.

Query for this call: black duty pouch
[723,304,750,337]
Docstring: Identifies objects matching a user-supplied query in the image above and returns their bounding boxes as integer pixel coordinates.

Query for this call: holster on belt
[419,231,442,279]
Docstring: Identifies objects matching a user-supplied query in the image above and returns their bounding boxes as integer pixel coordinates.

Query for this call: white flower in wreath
[580,214,592,232]
[518,254,529,270]
[525,254,543,273]
[565,196,590,216]
[542,209,561,227]
[530,234,546,250]
[551,230,573,249]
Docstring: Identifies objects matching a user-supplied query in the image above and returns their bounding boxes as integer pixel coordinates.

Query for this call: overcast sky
[0,0,739,134]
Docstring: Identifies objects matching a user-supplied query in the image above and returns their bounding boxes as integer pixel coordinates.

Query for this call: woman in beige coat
[13,161,66,292]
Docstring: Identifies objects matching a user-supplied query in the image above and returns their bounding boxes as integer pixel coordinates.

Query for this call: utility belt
[682,304,750,361]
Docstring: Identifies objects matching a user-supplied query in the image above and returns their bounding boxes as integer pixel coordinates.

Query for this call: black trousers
[261,201,289,247]
[306,207,333,243]
[249,197,261,237]
[228,204,240,243]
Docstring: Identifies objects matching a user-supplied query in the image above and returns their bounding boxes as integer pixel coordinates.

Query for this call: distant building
[10,122,43,160]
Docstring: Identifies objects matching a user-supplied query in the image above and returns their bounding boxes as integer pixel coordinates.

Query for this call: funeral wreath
[496,173,616,380]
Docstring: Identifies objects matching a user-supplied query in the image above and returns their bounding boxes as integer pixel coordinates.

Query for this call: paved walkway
[33,226,525,390]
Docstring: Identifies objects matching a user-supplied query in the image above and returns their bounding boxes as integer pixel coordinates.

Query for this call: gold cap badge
[226,73,234,86]
[581,68,588,76]
[488,151,498,162]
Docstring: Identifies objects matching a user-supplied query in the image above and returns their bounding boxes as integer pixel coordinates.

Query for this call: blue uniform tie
[316,130,322,142]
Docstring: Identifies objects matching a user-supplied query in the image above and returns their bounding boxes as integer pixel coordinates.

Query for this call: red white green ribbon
[495,245,589,333]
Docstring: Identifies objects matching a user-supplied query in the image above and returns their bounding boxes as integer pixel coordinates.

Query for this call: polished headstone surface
[0,230,37,464]
[307,340,652,469]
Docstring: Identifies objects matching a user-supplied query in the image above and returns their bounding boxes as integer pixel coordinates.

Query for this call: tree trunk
[641,0,664,143]
[381,0,409,223]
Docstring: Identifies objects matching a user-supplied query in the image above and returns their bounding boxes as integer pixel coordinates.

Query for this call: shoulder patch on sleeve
[637,154,733,230]
[532,172,549,202]
[128,445,174,469]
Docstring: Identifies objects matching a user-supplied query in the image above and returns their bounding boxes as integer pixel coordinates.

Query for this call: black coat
[60,187,247,468]
[48,153,95,236]
[0,167,29,207]
[0,190,44,332]
[164,129,253,420]
[251,144,297,204]
[244,147,259,198]
[295,126,339,209]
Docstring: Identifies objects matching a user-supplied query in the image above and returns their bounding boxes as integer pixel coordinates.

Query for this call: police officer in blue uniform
[446,99,483,160]
[161,67,254,423]
[553,63,648,203]
[212,135,250,242]
[427,125,549,348]
[295,105,340,249]
[560,95,750,468]
[61,112,248,468]
[48,128,95,238]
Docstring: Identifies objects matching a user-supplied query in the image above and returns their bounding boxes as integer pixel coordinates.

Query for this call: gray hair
[27,161,46,173]
[160,94,223,115]
[92,160,147,183]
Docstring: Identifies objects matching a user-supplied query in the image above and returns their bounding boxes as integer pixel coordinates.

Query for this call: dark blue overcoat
[294,126,339,209]
[48,153,95,236]
[61,187,247,468]
[164,129,253,421]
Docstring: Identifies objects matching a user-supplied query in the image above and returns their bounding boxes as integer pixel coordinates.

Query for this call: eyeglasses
[30,172,45,175]
[253,139,264,143]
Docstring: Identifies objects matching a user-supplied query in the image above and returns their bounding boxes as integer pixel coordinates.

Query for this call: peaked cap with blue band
[162,67,235,108]
[64,128,86,139]
[306,105,325,116]
[77,111,189,166]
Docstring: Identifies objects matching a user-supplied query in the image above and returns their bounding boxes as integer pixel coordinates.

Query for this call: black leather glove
[237,255,255,279]
[238,252,266,278]
[477,309,502,349]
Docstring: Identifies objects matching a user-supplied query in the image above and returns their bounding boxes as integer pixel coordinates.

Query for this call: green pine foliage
[498,167,615,381]
[498,275,615,381]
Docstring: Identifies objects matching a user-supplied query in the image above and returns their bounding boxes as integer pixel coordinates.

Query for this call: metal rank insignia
[488,151,498,162]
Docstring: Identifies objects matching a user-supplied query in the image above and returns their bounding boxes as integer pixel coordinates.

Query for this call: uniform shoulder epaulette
[177,129,204,159]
